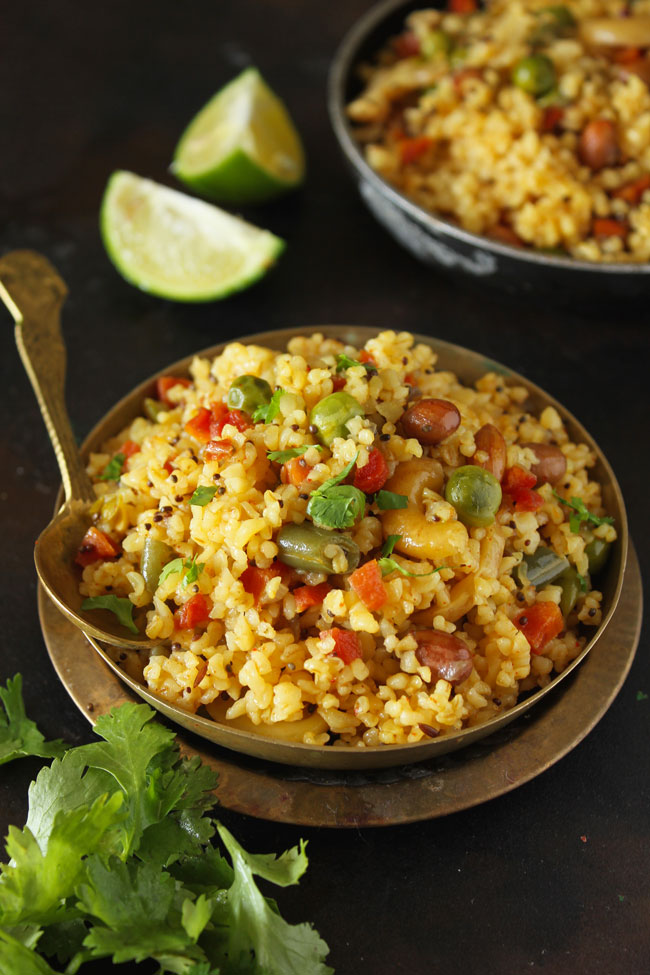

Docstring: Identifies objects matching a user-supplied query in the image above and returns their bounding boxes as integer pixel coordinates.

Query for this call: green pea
[420,29,452,60]
[585,537,611,575]
[517,546,569,587]
[512,55,557,97]
[143,397,167,421]
[445,466,502,528]
[141,537,174,594]
[276,523,360,574]
[309,392,364,446]
[538,5,576,31]
[558,567,581,617]
[227,375,272,415]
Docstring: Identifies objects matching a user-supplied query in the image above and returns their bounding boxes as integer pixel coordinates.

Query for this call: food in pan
[76,331,616,747]
[346,0,650,262]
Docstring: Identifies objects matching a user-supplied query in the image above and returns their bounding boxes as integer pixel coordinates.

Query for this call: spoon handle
[0,250,94,504]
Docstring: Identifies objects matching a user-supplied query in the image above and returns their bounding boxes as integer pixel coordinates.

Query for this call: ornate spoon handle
[0,250,94,504]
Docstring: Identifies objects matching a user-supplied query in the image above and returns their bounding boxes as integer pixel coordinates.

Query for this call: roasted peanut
[412,630,473,685]
[401,398,461,445]
[578,119,619,170]
[522,443,567,485]
[472,423,507,481]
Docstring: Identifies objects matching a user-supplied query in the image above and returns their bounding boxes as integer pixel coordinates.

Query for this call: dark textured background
[1,2,648,973]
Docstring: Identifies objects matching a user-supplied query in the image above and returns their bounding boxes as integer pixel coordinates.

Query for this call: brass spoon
[1,250,159,650]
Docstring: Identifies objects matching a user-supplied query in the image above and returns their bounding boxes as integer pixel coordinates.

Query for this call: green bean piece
[516,546,569,587]
[558,567,582,617]
[143,397,167,421]
[309,392,364,446]
[276,523,360,574]
[512,55,557,97]
[141,537,174,594]
[445,466,502,528]
[420,29,452,60]
[227,375,272,415]
[584,537,612,575]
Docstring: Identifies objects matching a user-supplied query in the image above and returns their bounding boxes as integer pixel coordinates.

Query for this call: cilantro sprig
[0,674,65,766]
[253,387,285,424]
[307,454,365,529]
[158,555,205,588]
[0,680,332,974]
[553,491,614,534]
[81,595,139,633]
[267,444,323,463]
[335,353,377,375]
[377,534,446,579]
[375,489,408,510]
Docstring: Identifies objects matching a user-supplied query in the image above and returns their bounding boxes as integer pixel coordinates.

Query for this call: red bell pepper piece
[174,593,211,630]
[210,407,252,438]
[612,174,650,204]
[120,439,140,460]
[294,582,332,613]
[502,465,543,512]
[353,449,389,494]
[331,375,347,392]
[358,350,378,367]
[281,455,312,488]
[448,0,477,11]
[349,559,388,611]
[592,218,628,239]
[393,31,420,58]
[399,136,433,165]
[319,627,362,665]
[75,527,120,567]
[156,375,191,406]
[514,602,564,654]
[240,562,291,605]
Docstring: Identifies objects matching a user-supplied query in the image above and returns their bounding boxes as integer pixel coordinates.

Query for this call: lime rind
[100,170,285,303]
[172,67,305,205]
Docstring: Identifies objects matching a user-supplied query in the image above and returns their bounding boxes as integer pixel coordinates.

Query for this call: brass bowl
[73,325,627,770]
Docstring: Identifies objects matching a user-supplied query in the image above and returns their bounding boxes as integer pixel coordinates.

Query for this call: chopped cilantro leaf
[158,557,184,585]
[190,485,218,507]
[381,534,402,558]
[253,387,285,424]
[335,353,377,374]
[99,453,125,482]
[576,572,589,593]
[375,489,408,510]
[553,491,614,533]
[267,445,323,463]
[377,537,446,578]
[636,690,648,702]
[81,595,139,634]
[158,556,205,588]
[306,454,365,529]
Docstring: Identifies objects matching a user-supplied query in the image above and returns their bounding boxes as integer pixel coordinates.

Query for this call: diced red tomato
[612,174,650,204]
[399,136,433,165]
[593,218,628,239]
[393,31,420,58]
[502,465,543,512]
[174,593,211,630]
[204,439,234,463]
[210,407,252,438]
[541,105,564,134]
[332,375,346,392]
[163,459,176,476]
[514,602,564,654]
[185,407,212,443]
[358,350,378,367]
[281,456,312,488]
[120,439,140,460]
[448,0,477,11]
[353,449,389,494]
[612,46,642,65]
[349,560,388,611]
[319,627,362,665]
[156,375,191,406]
[75,527,120,568]
[294,582,332,613]
[240,562,291,605]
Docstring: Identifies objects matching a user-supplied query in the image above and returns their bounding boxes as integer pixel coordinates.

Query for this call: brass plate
[42,326,629,771]
[38,544,641,826]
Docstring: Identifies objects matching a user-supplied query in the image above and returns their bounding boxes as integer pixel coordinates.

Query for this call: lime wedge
[171,67,305,205]
[100,171,285,302]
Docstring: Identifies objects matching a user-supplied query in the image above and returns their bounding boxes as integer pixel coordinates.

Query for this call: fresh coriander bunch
[0,677,332,975]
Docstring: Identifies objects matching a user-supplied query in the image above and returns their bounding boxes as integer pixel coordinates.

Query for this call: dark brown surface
[1,2,649,973]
